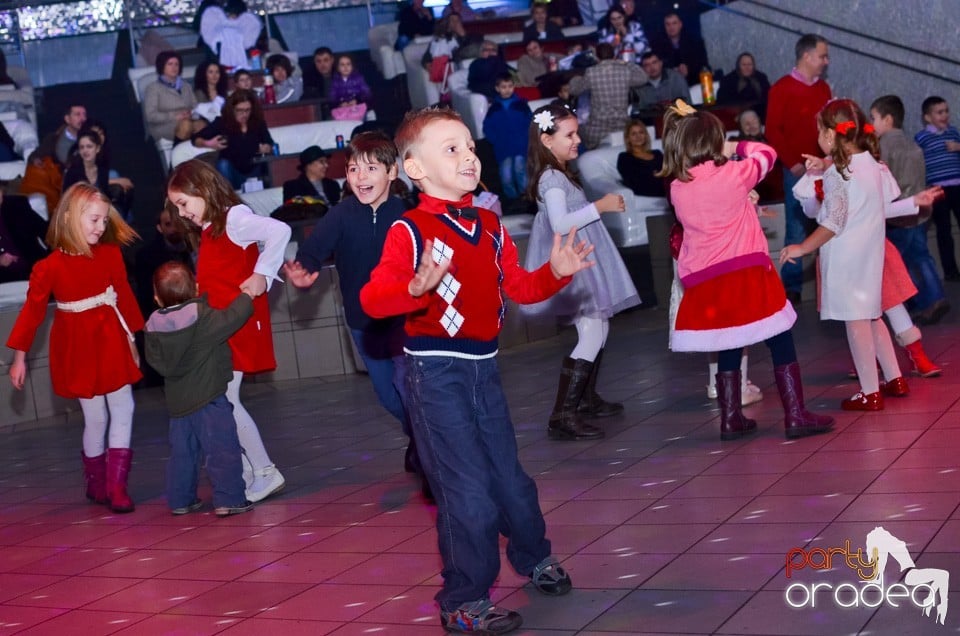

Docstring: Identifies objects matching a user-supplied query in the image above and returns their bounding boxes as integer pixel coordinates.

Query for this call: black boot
[548,358,604,440]
[576,349,624,418]
[716,370,757,441]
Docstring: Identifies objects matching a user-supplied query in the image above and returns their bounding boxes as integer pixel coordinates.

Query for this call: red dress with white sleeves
[196,224,276,374]
[6,243,144,398]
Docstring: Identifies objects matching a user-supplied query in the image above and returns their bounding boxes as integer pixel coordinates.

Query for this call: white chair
[575,144,670,247]
[240,187,283,216]
[448,69,489,140]
[402,39,440,109]
[368,22,406,80]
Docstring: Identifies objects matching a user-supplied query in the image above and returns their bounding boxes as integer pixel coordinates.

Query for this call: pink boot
[81,452,107,504]
[106,448,135,513]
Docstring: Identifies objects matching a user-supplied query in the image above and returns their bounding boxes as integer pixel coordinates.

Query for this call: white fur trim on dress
[671,301,797,352]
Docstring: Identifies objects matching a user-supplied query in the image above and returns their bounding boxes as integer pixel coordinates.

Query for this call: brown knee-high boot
[716,370,757,441]
[106,448,135,513]
[81,451,107,505]
[549,358,604,440]
[774,362,835,440]
[576,349,624,418]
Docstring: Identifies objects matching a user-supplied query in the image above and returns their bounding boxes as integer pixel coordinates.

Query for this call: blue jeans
[350,327,408,433]
[781,169,809,295]
[887,223,946,312]
[405,354,551,610]
[216,157,261,191]
[166,395,246,510]
[499,155,526,199]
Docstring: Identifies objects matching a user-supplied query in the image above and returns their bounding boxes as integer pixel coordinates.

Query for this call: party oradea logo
[784,526,949,626]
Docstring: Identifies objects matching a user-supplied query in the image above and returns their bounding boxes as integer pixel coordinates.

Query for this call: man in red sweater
[765,34,832,303]
[360,108,594,634]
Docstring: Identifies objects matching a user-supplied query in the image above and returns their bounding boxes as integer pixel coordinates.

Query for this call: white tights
[78,385,134,456]
[846,319,901,395]
[571,316,609,362]
[226,371,273,471]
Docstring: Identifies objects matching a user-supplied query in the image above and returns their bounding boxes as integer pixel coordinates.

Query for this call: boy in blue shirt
[283,132,428,495]
[915,96,960,280]
[483,73,533,201]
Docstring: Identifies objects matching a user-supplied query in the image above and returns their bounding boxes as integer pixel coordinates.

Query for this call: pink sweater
[672,141,777,286]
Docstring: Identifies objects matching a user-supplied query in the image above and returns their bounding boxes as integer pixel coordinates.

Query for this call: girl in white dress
[781,99,941,411]
[524,104,640,440]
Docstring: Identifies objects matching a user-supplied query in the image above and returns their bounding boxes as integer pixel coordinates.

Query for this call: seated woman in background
[517,38,548,88]
[598,5,650,58]
[282,145,341,205]
[193,60,228,120]
[522,2,564,42]
[143,50,204,145]
[616,120,664,198]
[716,52,770,117]
[731,109,765,142]
[192,89,275,189]
[62,129,134,217]
[329,54,372,108]
[266,54,303,104]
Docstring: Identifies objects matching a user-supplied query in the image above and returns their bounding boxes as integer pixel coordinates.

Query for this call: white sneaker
[741,380,763,406]
[706,383,718,399]
[245,464,285,503]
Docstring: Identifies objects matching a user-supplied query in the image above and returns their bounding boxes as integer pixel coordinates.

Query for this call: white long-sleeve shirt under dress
[792,152,918,321]
[522,167,640,321]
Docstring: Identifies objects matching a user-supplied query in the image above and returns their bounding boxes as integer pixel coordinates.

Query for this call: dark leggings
[717,330,797,372]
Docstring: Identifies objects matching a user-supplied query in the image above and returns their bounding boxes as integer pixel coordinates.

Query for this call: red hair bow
[863,123,875,134]
[835,121,856,135]
[814,178,824,203]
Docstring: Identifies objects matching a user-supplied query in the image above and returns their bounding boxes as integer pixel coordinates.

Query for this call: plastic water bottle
[263,75,276,105]
[700,68,715,105]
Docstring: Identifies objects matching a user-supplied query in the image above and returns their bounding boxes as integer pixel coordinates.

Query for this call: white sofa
[575,143,670,247]
[449,69,488,140]
[368,22,406,80]
[171,119,363,169]
[0,113,38,180]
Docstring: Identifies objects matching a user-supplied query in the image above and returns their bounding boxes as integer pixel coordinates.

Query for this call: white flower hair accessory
[534,110,555,132]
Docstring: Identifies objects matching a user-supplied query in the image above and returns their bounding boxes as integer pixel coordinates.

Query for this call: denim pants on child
[167,395,246,509]
[781,169,809,296]
[350,326,407,431]
[405,354,551,611]
[499,155,527,200]
[887,223,947,312]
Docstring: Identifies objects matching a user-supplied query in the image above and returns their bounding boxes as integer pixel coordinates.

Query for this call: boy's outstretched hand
[409,238,451,297]
[283,260,320,288]
[550,227,595,278]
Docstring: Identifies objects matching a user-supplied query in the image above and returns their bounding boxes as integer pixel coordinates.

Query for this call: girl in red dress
[166,160,290,503]
[7,183,142,512]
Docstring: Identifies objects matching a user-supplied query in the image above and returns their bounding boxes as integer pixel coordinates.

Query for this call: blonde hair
[46,182,138,256]
[394,107,465,161]
[623,120,651,152]
[816,98,879,179]
[657,108,727,182]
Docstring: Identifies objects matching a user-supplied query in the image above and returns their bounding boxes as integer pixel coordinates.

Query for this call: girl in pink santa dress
[661,100,834,441]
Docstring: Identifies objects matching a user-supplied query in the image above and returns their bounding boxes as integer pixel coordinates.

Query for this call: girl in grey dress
[523,104,640,441]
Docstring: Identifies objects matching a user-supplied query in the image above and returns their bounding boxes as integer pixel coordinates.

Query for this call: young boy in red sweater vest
[360,108,594,634]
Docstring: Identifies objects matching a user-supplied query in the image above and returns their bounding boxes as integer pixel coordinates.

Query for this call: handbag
[429,55,450,83]
[331,102,367,121]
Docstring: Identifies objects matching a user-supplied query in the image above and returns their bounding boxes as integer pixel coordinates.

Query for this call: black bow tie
[446,204,478,221]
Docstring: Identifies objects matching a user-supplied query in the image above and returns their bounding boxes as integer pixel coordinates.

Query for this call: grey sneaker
[440,599,522,634]
[530,556,572,596]
[215,500,254,517]
[170,499,203,515]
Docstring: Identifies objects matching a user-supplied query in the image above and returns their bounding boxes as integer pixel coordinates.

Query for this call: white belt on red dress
[56,285,135,343]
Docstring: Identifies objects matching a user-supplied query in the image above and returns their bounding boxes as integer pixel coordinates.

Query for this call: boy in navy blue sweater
[283,132,426,491]
[483,73,533,200]
[915,95,960,280]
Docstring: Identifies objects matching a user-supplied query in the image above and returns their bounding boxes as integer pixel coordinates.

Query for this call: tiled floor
[3,297,960,635]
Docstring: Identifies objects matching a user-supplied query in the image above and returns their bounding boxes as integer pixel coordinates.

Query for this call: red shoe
[904,340,942,378]
[841,391,884,411]
[880,376,910,397]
